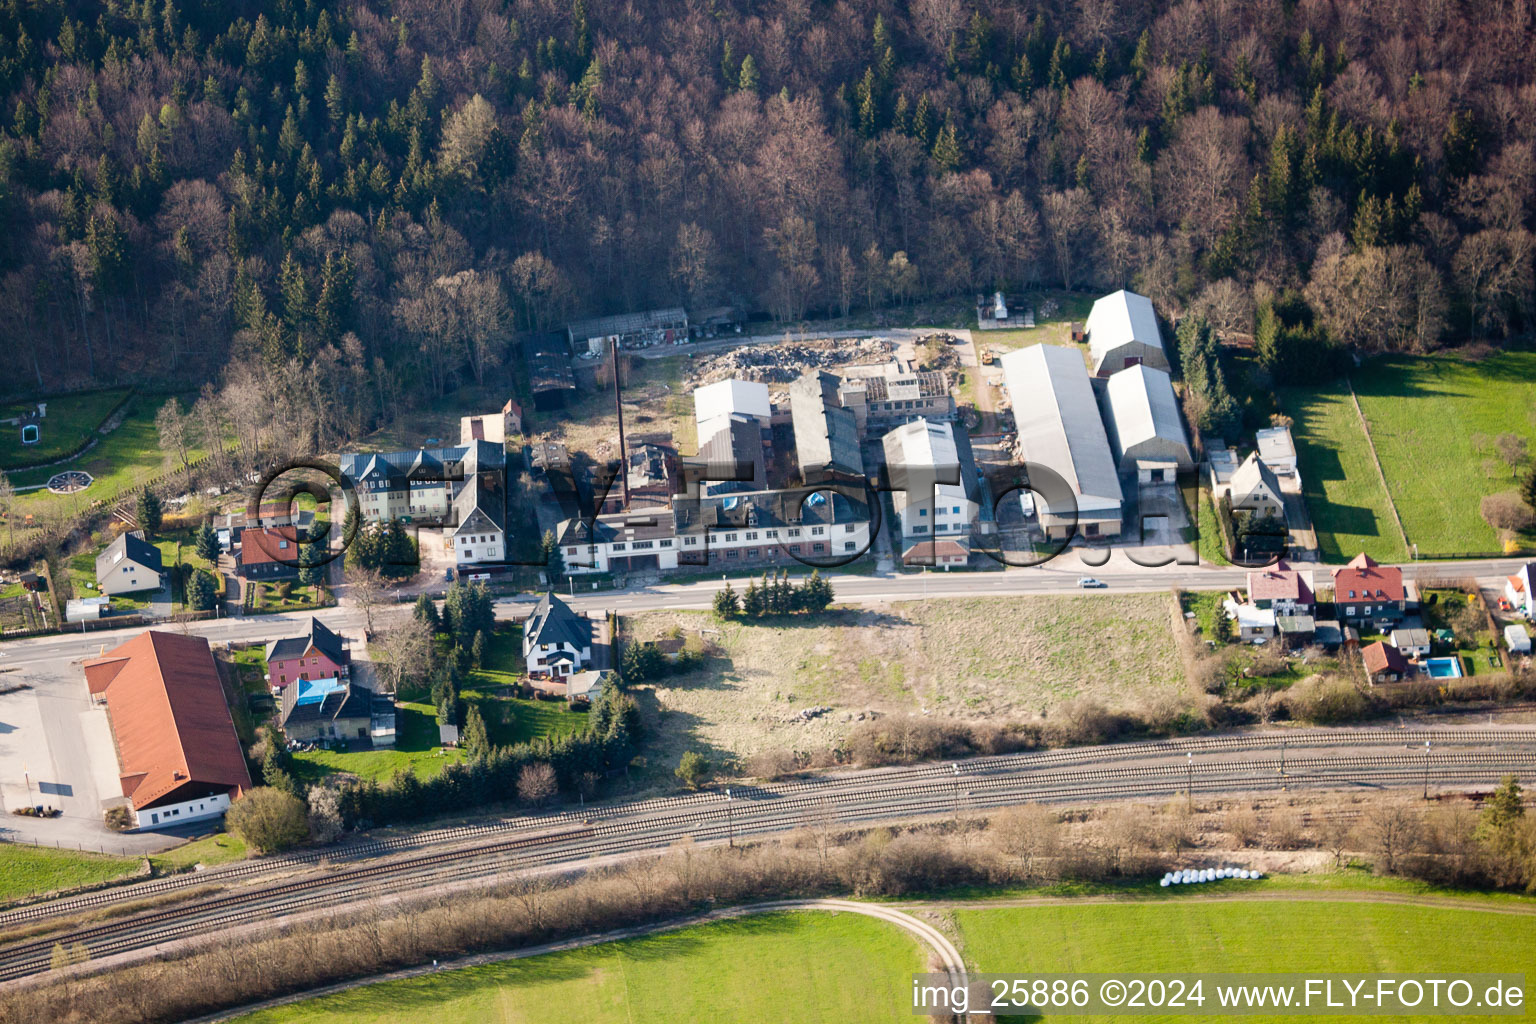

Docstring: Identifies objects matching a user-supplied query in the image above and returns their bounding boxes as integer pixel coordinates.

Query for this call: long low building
[1000,344,1123,539]
[1102,363,1193,481]
[84,631,252,829]
[557,486,872,574]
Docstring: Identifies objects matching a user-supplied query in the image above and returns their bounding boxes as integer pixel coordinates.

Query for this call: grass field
[0,389,130,470]
[1351,352,1536,555]
[1278,381,1407,563]
[148,833,248,874]
[7,393,217,540]
[234,911,923,1024]
[0,843,141,902]
[291,701,468,782]
[1281,352,1536,561]
[957,897,1536,1023]
[625,595,1186,768]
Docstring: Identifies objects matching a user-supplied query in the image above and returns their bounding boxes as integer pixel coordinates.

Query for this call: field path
[1344,376,1411,555]
[182,899,966,1024]
[916,889,1536,917]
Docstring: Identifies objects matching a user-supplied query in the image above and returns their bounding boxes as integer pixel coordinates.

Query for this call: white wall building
[882,419,977,552]
[1085,290,1169,377]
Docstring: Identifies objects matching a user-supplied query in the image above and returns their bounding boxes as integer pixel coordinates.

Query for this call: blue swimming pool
[1424,657,1463,679]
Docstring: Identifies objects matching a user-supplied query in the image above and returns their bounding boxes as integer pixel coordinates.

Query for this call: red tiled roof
[1362,640,1407,676]
[1247,559,1313,603]
[85,632,252,810]
[1332,553,1404,602]
[241,525,300,567]
[1509,575,1526,594]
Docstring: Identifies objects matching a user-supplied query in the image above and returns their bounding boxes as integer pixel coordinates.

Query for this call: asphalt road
[0,555,1528,670]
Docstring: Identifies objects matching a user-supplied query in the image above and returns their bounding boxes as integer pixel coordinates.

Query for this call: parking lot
[0,654,185,853]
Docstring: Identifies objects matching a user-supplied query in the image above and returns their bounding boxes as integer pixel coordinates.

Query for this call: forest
[0,0,1532,450]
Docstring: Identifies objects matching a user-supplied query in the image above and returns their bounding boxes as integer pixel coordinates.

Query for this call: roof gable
[525,591,591,650]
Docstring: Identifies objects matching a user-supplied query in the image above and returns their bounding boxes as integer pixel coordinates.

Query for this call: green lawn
[957,896,1536,1023]
[291,701,468,782]
[233,911,924,1024]
[8,392,218,535]
[148,833,248,874]
[0,388,131,469]
[0,843,141,902]
[248,581,328,613]
[1351,352,1536,556]
[465,625,590,747]
[1278,381,1407,563]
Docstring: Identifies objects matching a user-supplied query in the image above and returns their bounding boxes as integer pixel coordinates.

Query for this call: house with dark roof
[84,632,252,829]
[1332,553,1409,627]
[522,591,593,677]
[95,532,163,596]
[280,676,394,746]
[265,618,350,690]
[1504,562,1535,618]
[338,440,508,567]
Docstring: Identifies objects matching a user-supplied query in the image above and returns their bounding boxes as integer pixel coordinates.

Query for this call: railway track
[5,726,1523,928]
[2,736,1531,984]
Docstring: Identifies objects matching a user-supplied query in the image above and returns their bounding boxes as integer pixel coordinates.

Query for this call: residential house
[1085,290,1169,377]
[1223,453,1284,519]
[523,591,594,677]
[789,371,863,484]
[280,677,394,747]
[1246,560,1315,616]
[95,532,163,596]
[1332,553,1409,628]
[1255,426,1298,476]
[1101,363,1193,482]
[339,440,507,567]
[835,361,954,433]
[1224,597,1277,641]
[265,618,350,691]
[1504,562,1535,617]
[84,632,252,828]
[882,418,977,565]
[1000,344,1123,540]
[1391,627,1431,659]
[239,525,301,580]
[1362,640,1409,683]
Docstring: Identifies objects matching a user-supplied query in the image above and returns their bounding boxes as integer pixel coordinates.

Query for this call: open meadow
[957,893,1536,1023]
[1352,351,1536,556]
[0,389,131,470]
[232,910,923,1024]
[624,594,1186,768]
[1280,351,1536,561]
[0,844,141,903]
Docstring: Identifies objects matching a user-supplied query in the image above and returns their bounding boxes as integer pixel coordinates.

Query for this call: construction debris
[689,337,896,387]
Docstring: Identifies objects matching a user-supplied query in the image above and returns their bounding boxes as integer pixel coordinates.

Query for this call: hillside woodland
[0,0,1533,451]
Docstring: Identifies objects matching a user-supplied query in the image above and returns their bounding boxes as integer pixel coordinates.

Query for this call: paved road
[1,556,1529,670]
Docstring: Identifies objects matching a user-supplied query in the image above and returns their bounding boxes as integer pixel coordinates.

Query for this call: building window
[725,549,739,559]
[788,529,801,538]
[914,525,929,534]
[660,539,673,547]
[844,542,855,551]
[685,537,699,546]
[746,531,759,540]
[811,526,825,536]
[845,524,856,533]
[612,543,626,551]
[919,508,928,516]
[813,543,825,553]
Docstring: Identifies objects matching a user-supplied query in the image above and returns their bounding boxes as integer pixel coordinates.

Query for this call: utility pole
[611,338,631,510]
[725,788,735,848]
[1186,751,1193,813]
[1279,738,1287,790]
[952,763,961,821]
[1422,739,1431,800]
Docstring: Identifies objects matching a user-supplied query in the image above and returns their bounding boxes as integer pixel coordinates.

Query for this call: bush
[226,787,309,854]
[1480,491,1536,534]
[306,787,343,844]
[1283,674,1372,724]
[675,751,711,790]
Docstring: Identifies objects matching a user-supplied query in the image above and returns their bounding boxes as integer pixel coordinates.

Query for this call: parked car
[1077,577,1107,589]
